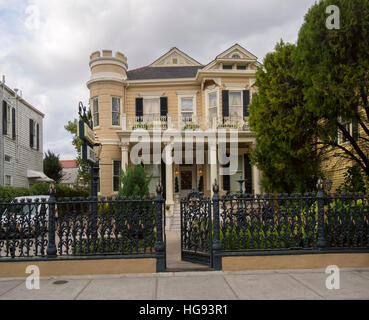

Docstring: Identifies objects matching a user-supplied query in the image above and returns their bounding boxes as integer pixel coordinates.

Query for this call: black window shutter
[222,90,229,119]
[12,108,15,140]
[29,119,34,148]
[136,98,143,121]
[2,101,7,135]
[352,119,359,141]
[222,152,231,191]
[244,154,253,194]
[36,123,40,150]
[160,97,168,117]
[243,90,250,117]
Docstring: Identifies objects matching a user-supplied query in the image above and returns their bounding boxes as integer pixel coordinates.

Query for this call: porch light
[316,177,324,191]
[175,169,179,176]
[198,169,203,175]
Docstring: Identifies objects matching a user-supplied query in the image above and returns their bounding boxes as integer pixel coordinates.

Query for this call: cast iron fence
[209,181,369,269]
[0,186,166,271]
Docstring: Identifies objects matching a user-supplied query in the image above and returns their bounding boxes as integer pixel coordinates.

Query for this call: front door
[179,165,197,199]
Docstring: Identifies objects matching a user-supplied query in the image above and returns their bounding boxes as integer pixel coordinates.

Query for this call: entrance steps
[169,202,181,230]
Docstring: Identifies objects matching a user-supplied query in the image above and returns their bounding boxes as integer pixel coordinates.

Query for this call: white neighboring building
[0,76,52,187]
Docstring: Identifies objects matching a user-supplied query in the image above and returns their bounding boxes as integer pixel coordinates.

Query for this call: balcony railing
[121,114,251,132]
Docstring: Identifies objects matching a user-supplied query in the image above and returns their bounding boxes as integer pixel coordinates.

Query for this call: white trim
[111,96,121,127]
[89,72,127,82]
[177,92,197,122]
[224,83,247,90]
[176,90,198,96]
[100,139,120,145]
[205,87,220,122]
[139,92,165,98]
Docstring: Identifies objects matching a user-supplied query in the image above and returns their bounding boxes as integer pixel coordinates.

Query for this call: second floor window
[181,97,194,122]
[143,99,160,118]
[208,92,218,119]
[29,119,39,150]
[229,91,242,117]
[112,97,121,126]
[93,98,99,127]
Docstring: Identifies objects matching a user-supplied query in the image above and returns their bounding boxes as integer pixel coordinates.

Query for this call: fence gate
[180,190,213,267]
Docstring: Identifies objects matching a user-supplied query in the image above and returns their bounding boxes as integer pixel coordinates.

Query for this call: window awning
[27,170,54,183]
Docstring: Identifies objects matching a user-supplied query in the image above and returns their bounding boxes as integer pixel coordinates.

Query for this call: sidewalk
[1,268,369,300]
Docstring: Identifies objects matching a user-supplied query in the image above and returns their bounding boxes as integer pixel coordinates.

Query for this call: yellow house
[87,44,263,228]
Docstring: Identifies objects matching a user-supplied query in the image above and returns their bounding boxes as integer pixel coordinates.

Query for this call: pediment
[150,47,202,67]
[202,44,260,71]
[217,44,258,60]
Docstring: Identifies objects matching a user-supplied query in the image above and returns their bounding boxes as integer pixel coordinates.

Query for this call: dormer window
[223,65,233,70]
[237,65,246,70]
[232,53,241,59]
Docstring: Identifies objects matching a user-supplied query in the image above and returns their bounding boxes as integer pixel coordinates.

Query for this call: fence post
[47,184,57,258]
[155,183,166,272]
[212,179,222,270]
[316,177,326,250]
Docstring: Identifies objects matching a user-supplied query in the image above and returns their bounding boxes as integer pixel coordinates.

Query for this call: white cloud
[0,0,316,160]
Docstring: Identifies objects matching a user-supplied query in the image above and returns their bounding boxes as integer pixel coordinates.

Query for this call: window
[29,119,34,148]
[113,160,121,192]
[208,92,218,120]
[172,58,178,64]
[4,155,11,162]
[5,175,11,186]
[29,120,37,149]
[181,97,194,122]
[223,65,233,70]
[112,97,121,126]
[237,65,246,70]
[338,121,352,144]
[143,99,160,118]
[11,107,15,140]
[232,53,241,59]
[92,98,99,127]
[229,91,242,117]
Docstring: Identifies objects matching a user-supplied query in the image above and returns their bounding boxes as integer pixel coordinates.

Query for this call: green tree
[43,150,63,183]
[295,0,369,178]
[64,119,90,188]
[118,165,152,198]
[337,164,366,193]
[249,41,322,193]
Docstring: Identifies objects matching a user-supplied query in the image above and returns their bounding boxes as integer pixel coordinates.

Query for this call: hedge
[0,183,89,200]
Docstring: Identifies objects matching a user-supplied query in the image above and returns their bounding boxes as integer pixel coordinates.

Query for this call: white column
[210,144,218,198]
[252,164,261,195]
[121,142,129,173]
[165,143,174,209]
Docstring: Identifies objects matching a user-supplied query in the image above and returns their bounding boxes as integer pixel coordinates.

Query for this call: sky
[0,0,316,160]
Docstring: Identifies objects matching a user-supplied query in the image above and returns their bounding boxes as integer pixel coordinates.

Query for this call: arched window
[232,53,241,59]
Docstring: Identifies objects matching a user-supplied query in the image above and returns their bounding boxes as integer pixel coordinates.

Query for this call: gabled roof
[127,66,203,81]
[149,47,203,67]
[60,160,78,168]
[202,43,261,71]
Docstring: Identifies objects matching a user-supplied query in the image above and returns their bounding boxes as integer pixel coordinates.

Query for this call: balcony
[121,114,251,132]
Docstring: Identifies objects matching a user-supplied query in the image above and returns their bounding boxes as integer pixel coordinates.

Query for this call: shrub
[118,165,152,198]
[0,183,89,200]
